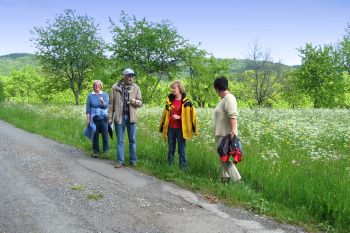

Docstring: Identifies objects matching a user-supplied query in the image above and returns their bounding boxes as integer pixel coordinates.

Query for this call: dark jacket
[217,134,243,163]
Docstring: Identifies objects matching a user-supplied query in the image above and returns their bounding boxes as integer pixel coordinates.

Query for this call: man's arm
[131,86,143,108]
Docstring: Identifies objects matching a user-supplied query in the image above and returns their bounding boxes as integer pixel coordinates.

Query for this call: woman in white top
[213,76,242,183]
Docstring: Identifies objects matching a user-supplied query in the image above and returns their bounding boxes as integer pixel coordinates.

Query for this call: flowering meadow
[0,103,349,232]
[137,107,349,225]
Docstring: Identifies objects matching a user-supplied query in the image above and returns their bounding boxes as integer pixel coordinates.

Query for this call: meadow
[0,102,349,232]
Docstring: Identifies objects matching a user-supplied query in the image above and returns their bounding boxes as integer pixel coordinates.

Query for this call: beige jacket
[214,93,238,137]
[108,80,143,124]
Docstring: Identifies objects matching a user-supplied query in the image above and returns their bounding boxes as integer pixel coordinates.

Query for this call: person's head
[123,68,135,85]
[93,80,103,93]
[170,80,185,97]
[213,76,229,96]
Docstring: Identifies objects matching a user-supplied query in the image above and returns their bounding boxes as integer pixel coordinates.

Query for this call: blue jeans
[115,114,137,164]
[93,118,109,153]
[168,128,187,169]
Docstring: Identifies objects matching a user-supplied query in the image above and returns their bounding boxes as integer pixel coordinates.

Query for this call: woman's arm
[229,118,238,139]
[225,95,238,139]
[86,95,91,124]
[100,93,109,109]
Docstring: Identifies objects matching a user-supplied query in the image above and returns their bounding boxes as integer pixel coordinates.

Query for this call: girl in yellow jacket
[159,81,198,169]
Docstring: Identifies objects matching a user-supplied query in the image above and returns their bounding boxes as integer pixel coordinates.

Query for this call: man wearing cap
[108,68,143,168]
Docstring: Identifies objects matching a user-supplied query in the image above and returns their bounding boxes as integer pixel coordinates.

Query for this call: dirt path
[0,120,304,233]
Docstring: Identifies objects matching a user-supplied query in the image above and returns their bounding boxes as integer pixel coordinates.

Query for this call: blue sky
[0,0,349,65]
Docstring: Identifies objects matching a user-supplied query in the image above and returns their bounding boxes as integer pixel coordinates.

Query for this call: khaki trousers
[216,136,242,181]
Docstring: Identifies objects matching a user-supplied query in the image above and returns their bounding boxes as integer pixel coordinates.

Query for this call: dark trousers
[167,127,187,169]
[93,118,109,153]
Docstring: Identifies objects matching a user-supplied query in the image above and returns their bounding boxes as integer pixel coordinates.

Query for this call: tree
[185,55,232,107]
[280,71,313,108]
[339,23,350,74]
[337,23,350,107]
[293,43,345,108]
[4,67,44,103]
[0,77,5,102]
[31,9,105,105]
[244,42,287,107]
[109,12,200,103]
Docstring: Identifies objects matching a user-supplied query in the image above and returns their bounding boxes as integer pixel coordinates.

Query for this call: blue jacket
[84,91,109,141]
[86,92,109,119]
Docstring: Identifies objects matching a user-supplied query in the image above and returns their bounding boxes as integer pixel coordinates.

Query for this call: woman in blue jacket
[86,80,109,157]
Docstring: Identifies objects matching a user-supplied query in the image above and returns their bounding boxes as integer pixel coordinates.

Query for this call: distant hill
[0,53,295,77]
[0,53,38,75]
[230,59,294,73]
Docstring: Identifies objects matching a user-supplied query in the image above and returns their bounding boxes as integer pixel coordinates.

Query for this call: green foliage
[185,55,232,107]
[241,43,289,107]
[32,9,106,105]
[3,67,45,103]
[229,74,258,107]
[280,72,313,108]
[0,78,5,102]
[342,73,350,107]
[293,43,346,108]
[1,66,91,105]
[339,23,350,74]
[109,11,202,103]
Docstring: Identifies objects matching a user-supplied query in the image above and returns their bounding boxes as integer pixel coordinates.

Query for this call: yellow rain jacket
[159,93,199,140]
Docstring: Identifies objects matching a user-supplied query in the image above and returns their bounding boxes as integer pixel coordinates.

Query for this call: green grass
[70,184,86,191]
[0,102,349,232]
[86,192,104,200]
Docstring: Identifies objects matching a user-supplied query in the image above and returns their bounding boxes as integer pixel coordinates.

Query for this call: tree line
[0,9,349,108]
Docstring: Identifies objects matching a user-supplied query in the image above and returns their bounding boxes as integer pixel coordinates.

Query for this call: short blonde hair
[92,80,103,89]
[170,80,185,94]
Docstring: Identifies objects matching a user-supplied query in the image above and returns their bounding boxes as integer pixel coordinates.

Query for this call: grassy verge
[0,102,349,232]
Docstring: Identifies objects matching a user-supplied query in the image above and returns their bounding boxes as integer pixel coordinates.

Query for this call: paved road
[0,120,304,233]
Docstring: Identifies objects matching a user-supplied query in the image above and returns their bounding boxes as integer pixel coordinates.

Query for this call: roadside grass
[86,192,104,201]
[70,184,86,191]
[0,102,349,232]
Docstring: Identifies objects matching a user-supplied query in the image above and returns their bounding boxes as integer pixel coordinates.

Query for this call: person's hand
[172,114,181,120]
[130,98,136,105]
[99,96,105,105]
[87,114,90,125]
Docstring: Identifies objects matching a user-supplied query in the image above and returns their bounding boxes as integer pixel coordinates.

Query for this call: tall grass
[0,102,349,232]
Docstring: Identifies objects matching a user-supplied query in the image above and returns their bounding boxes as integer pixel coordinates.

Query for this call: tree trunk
[74,91,79,105]
[147,78,161,103]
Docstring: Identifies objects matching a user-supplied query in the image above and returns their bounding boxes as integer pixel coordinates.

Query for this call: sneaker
[114,162,123,168]
[221,177,231,184]
[130,162,137,167]
[92,153,99,158]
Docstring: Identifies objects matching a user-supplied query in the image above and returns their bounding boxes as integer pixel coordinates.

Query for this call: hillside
[0,53,294,76]
[0,53,38,75]
[231,59,294,73]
